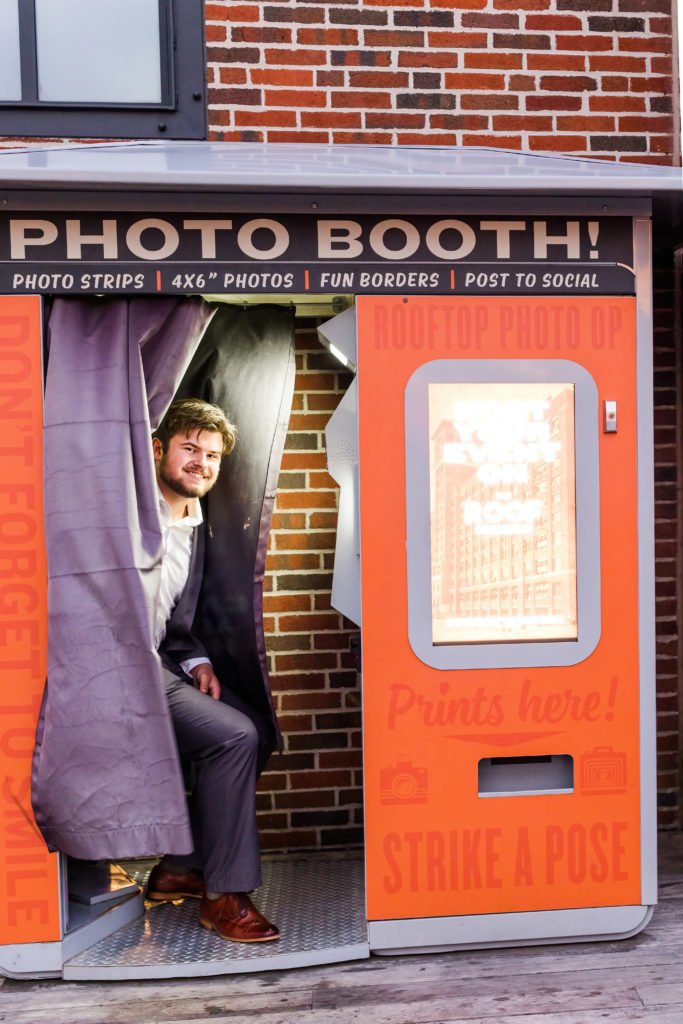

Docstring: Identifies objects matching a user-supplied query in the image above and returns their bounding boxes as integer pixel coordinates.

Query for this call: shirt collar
[158,487,203,530]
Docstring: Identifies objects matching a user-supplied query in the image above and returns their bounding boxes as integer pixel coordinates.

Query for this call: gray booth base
[370,903,655,956]
[63,853,369,980]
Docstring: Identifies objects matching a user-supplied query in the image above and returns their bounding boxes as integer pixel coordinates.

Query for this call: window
[0,0,206,138]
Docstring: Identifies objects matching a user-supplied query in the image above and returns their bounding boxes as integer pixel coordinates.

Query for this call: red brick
[265,88,327,108]
[492,115,554,130]
[269,552,322,571]
[526,15,583,30]
[279,693,341,712]
[589,55,646,71]
[221,4,259,20]
[276,491,338,509]
[431,0,488,7]
[461,13,519,28]
[461,95,518,110]
[462,134,523,147]
[628,76,671,92]
[309,513,338,529]
[279,613,342,631]
[263,594,311,613]
[651,57,674,75]
[301,111,361,128]
[528,135,588,151]
[331,91,393,109]
[464,53,523,69]
[206,24,228,42]
[234,110,297,127]
[218,67,248,84]
[309,471,337,489]
[274,532,337,551]
[539,75,598,91]
[332,50,393,67]
[314,632,355,650]
[509,75,538,91]
[429,114,489,130]
[347,71,410,88]
[526,95,583,111]
[233,26,292,44]
[397,132,457,144]
[338,122,398,141]
[494,0,552,7]
[273,791,337,810]
[288,413,333,430]
[264,4,325,23]
[555,34,615,51]
[444,72,506,90]
[364,29,425,47]
[298,28,359,45]
[288,770,353,790]
[428,31,488,47]
[619,115,673,132]
[556,115,616,131]
[619,35,672,53]
[264,48,327,65]
[280,452,328,470]
[316,70,345,86]
[493,33,551,49]
[526,54,586,72]
[294,371,337,390]
[250,68,314,87]
[589,95,646,111]
[398,51,460,68]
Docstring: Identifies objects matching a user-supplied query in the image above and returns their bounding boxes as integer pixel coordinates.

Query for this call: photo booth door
[356,294,654,952]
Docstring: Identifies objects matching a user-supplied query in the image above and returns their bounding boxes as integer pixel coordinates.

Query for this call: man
[145,398,279,943]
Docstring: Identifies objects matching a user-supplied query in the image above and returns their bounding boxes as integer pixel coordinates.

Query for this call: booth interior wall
[652,242,682,829]
[257,323,363,853]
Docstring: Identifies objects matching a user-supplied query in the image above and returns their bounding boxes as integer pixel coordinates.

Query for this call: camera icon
[379,758,429,805]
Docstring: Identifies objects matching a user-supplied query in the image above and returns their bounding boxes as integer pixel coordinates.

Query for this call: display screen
[429,382,578,645]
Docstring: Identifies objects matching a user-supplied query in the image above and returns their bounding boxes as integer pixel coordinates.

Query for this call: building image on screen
[429,382,577,645]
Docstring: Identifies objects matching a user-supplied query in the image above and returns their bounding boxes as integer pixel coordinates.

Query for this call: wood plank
[637,980,683,1007]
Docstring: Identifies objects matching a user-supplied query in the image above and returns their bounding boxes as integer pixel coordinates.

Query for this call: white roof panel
[0,141,679,194]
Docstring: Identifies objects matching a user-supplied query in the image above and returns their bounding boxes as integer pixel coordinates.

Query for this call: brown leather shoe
[200,892,279,943]
[147,865,205,901]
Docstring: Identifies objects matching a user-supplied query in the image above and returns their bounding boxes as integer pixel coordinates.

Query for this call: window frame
[0,0,206,139]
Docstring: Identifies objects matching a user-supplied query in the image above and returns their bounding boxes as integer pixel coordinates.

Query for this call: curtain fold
[174,305,296,745]
[32,296,215,859]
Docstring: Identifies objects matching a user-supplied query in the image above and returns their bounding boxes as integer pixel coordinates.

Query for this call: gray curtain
[32,297,215,859]
[175,306,297,745]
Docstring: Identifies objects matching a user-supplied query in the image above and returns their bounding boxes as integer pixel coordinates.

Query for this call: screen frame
[405,358,601,669]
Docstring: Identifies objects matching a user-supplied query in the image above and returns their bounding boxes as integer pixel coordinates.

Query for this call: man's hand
[190,663,221,700]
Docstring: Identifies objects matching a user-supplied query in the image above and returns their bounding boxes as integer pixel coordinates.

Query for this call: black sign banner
[0,213,635,296]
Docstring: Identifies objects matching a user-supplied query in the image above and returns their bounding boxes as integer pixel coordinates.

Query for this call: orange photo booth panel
[357,295,640,922]
[0,296,60,946]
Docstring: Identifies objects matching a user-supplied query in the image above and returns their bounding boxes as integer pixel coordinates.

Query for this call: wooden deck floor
[3,832,683,1024]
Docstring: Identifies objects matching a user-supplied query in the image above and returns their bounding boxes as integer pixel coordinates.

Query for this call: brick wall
[652,246,680,828]
[0,1,680,840]
[258,327,364,850]
[207,0,675,163]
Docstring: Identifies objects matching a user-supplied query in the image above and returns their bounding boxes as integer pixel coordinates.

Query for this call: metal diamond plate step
[63,853,369,980]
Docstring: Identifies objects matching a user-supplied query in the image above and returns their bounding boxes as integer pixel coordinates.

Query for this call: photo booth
[0,142,678,977]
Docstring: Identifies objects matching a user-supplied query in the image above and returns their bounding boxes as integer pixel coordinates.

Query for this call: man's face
[153,428,224,500]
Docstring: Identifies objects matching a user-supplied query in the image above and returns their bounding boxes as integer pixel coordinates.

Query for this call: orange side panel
[0,296,60,945]
[358,295,641,922]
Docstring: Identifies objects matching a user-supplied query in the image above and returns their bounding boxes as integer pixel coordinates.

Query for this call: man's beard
[158,458,216,499]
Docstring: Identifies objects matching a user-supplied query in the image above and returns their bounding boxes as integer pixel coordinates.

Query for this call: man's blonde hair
[153,398,237,454]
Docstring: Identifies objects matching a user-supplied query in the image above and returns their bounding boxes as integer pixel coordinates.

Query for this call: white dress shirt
[156,490,209,675]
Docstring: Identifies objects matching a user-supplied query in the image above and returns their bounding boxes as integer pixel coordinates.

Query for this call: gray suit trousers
[161,668,270,893]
